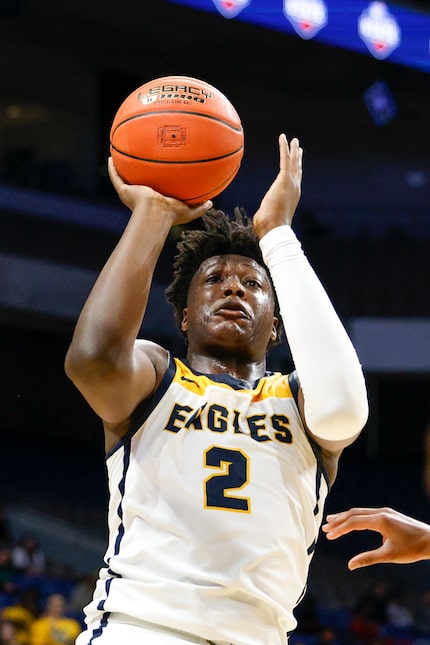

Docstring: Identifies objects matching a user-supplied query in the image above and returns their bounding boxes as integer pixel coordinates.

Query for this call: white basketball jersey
[82,357,329,645]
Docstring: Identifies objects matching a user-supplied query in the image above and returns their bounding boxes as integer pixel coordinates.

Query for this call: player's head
[166,208,283,347]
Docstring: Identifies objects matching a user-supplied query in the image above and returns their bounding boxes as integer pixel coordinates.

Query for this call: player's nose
[223,275,245,297]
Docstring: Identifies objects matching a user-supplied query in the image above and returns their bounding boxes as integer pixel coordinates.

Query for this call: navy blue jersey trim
[105,353,176,459]
[112,442,130,556]
[313,468,322,516]
[288,371,300,406]
[286,370,330,489]
[306,433,330,490]
[96,448,129,616]
[296,583,308,606]
[88,612,110,644]
[307,540,316,556]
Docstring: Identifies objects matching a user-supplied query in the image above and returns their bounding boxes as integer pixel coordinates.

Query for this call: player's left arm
[254,135,368,463]
[295,379,344,483]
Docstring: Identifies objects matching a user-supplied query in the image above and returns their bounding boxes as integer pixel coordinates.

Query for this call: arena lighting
[363,80,398,125]
[166,0,430,73]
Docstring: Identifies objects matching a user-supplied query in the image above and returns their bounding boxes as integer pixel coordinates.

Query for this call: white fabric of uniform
[260,225,368,442]
[77,358,329,645]
[77,616,231,645]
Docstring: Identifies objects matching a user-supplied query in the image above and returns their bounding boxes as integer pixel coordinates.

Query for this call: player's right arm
[322,507,430,569]
[65,158,212,426]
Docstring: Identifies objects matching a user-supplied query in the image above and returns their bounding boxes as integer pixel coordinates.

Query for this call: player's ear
[181,308,188,332]
[271,317,279,341]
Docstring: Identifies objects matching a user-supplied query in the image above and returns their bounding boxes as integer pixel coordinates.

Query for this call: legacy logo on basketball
[138,84,212,105]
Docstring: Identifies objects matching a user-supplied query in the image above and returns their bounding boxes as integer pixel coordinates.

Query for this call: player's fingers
[279,135,303,175]
[297,143,303,169]
[348,545,390,570]
[325,507,386,526]
[278,133,290,171]
[322,510,358,531]
[279,132,289,151]
[323,513,384,539]
[107,157,125,190]
[173,199,213,225]
[190,200,213,217]
[107,156,118,177]
[290,137,299,151]
[291,138,303,177]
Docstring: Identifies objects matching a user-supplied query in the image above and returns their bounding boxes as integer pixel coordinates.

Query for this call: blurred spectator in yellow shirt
[30,595,80,645]
[0,618,19,645]
[1,587,41,645]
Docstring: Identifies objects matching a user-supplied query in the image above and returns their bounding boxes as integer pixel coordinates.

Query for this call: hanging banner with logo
[211,0,251,18]
[357,2,401,60]
[166,0,430,73]
[283,0,328,40]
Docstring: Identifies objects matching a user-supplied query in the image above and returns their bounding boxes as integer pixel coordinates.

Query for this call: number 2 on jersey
[203,446,251,512]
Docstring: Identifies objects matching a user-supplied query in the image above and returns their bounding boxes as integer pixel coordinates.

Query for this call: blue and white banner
[167,0,430,73]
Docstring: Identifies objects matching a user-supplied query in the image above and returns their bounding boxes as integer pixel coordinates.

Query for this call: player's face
[181,254,278,360]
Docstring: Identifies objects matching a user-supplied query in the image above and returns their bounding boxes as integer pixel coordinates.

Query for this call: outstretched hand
[253,134,303,239]
[107,157,212,227]
[322,507,430,570]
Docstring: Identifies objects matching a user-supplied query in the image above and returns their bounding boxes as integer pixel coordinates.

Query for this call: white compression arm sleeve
[260,225,368,442]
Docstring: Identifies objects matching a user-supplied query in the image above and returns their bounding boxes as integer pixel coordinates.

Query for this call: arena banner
[167,0,430,73]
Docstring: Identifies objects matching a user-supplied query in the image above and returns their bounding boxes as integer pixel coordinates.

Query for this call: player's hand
[322,506,430,570]
[108,157,212,226]
[252,134,303,239]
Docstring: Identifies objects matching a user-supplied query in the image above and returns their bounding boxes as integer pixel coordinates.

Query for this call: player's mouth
[213,301,250,319]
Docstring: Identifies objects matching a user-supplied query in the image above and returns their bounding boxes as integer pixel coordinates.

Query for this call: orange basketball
[109,75,244,204]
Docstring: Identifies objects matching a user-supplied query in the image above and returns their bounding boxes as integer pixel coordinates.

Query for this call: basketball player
[323,507,430,569]
[65,134,368,645]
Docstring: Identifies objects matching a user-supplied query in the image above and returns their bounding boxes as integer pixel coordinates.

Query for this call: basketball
[109,75,244,204]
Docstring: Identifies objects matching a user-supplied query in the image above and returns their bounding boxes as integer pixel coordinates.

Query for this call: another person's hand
[253,134,303,239]
[322,506,430,569]
[108,157,212,227]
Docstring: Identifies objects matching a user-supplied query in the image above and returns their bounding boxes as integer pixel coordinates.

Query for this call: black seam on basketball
[110,144,244,164]
[111,109,243,134]
[182,165,240,202]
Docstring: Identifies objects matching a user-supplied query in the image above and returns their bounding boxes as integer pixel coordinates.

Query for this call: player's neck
[186,351,267,383]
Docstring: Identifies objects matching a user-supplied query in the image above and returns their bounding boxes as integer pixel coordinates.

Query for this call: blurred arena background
[1,0,430,636]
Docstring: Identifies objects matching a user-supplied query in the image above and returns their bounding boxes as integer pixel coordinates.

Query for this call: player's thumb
[193,200,213,216]
[348,548,384,570]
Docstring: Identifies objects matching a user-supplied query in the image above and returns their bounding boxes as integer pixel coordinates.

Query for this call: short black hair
[165,207,283,344]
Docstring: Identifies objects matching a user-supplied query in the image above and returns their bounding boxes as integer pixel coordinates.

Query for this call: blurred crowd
[290,579,430,645]
[0,502,95,645]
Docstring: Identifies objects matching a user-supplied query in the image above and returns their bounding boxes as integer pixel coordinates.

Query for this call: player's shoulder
[135,338,167,354]
[135,339,169,365]
[135,339,170,390]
